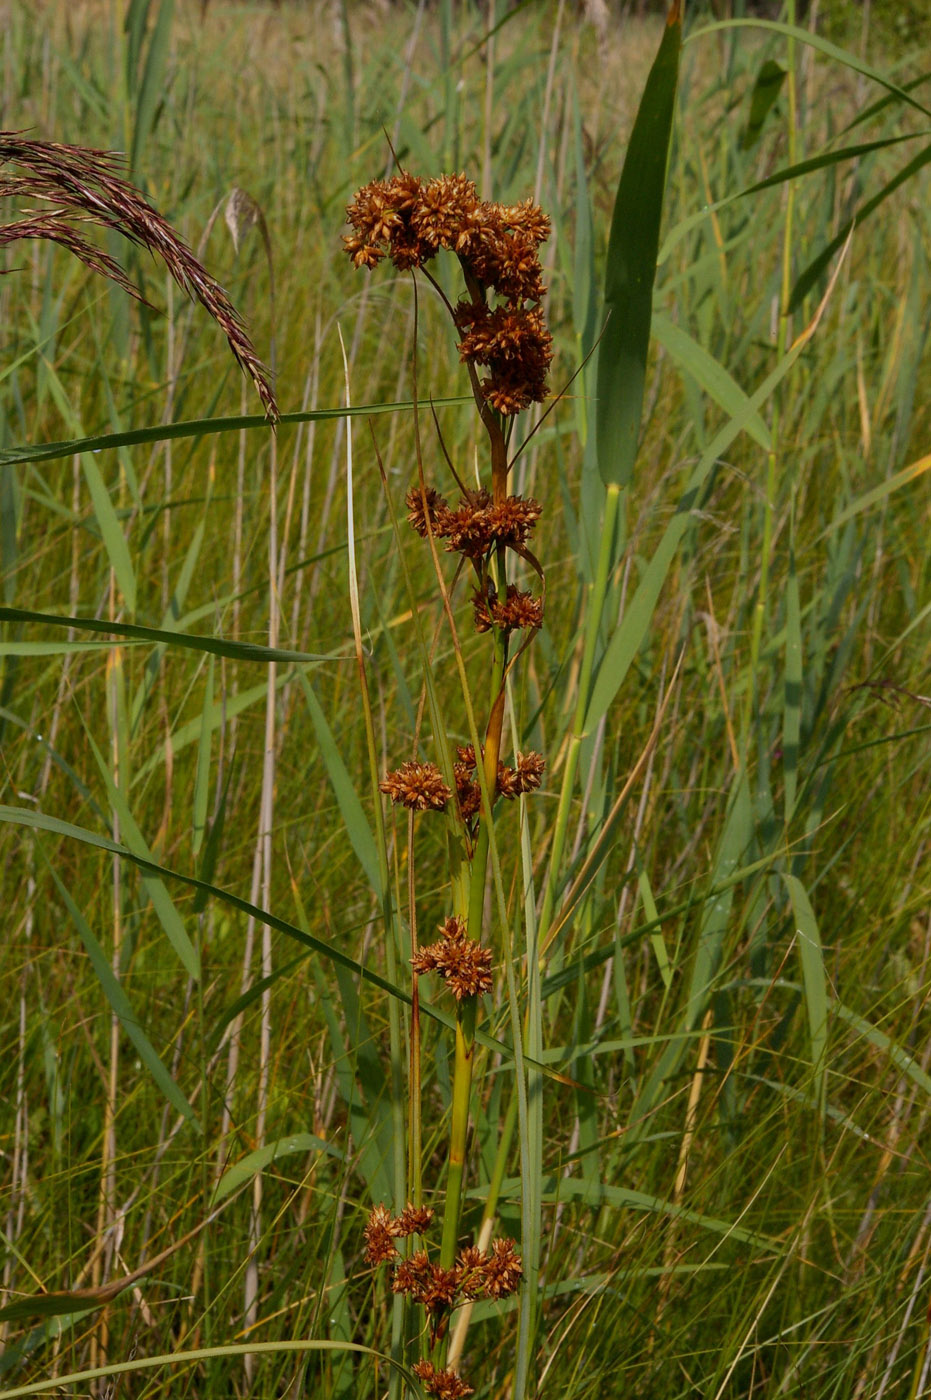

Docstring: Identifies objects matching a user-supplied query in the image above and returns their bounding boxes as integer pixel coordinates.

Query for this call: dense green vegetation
[0,2,929,1397]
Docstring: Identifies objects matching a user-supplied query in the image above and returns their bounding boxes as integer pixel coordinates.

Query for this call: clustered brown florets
[344,171,552,414]
[473,583,544,635]
[405,485,542,561]
[412,1360,474,1399]
[366,1204,522,1317]
[363,1202,435,1265]
[411,916,493,1001]
[380,761,452,812]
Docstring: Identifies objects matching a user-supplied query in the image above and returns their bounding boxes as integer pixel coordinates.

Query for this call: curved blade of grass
[41,848,199,1129]
[788,140,931,311]
[652,313,771,451]
[658,130,928,268]
[690,19,931,121]
[215,1133,344,1202]
[0,1341,423,1400]
[0,399,471,469]
[83,724,200,981]
[596,0,682,488]
[492,1175,778,1250]
[0,605,333,664]
[584,326,815,733]
[834,1001,931,1097]
[818,450,931,537]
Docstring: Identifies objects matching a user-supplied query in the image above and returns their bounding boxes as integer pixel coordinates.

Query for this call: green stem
[439,571,509,1272]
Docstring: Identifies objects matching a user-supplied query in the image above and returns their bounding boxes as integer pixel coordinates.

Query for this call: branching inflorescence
[345,169,552,1395]
[0,133,278,420]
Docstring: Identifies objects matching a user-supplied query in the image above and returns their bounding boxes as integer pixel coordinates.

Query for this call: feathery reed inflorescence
[0,133,278,420]
[345,168,551,1395]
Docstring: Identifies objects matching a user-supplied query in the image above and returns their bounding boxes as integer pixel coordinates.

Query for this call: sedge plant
[342,171,554,1399]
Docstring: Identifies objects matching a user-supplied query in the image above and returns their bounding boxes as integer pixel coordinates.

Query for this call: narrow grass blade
[0,399,471,469]
[783,530,802,823]
[789,140,931,310]
[584,330,814,733]
[596,0,682,488]
[784,874,828,1117]
[191,654,213,856]
[81,721,200,979]
[80,452,137,614]
[298,671,380,895]
[42,851,200,1129]
[215,1133,343,1202]
[691,20,931,121]
[129,0,175,175]
[0,805,409,1003]
[652,313,771,451]
[819,450,931,537]
[740,58,786,150]
[0,605,331,664]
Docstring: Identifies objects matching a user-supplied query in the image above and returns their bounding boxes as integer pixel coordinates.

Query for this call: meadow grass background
[1,1,930,1396]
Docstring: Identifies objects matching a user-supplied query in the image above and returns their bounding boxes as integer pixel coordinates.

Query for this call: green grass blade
[191,654,213,856]
[83,726,201,982]
[789,140,931,310]
[783,530,802,824]
[0,605,332,664]
[652,313,771,451]
[297,671,381,896]
[0,399,471,469]
[215,1134,344,1202]
[80,452,137,614]
[41,849,200,1130]
[784,874,828,1118]
[584,331,812,732]
[596,0,682,488]
[129,0,174,175]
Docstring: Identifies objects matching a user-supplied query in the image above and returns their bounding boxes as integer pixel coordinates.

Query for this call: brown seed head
[483,1237,523,1298]
[395,1203,434,1236]
[412,1361,475,1399]
[380,762,451,812]
[364,1205,399,1265]
[411,916,492,1000]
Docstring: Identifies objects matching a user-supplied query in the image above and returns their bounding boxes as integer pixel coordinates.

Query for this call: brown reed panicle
[0,133,278,421]
[346,169,550,1394]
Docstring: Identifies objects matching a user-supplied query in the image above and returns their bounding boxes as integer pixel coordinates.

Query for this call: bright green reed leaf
[596,1,682,489]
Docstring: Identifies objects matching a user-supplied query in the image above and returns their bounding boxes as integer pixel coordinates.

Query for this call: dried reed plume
[0,133,278,421]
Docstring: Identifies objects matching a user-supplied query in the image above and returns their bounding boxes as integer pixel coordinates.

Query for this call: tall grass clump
[0,0,930,1397]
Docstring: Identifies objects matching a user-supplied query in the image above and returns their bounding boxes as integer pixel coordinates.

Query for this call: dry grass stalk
[0,133,278,421]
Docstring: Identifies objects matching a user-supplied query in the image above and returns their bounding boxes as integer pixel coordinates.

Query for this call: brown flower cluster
[497,750,546,799]
[364,1202,435,1266]
[344,171,552,414]
[412,1361,474,1399]
[380,761,451,812]
[473,583,543,635]
[406,485,542,561]
[386,1235,523,1314]
[411,916,493,1001]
